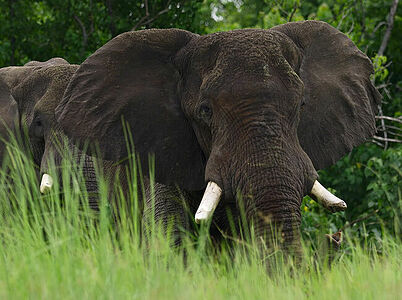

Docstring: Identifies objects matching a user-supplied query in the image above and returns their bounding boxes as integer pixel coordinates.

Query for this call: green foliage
[0,0,203,66]
[316,3,333,22]
[301,195,346,240]
[317,144,402,239]
[372,55,389,82]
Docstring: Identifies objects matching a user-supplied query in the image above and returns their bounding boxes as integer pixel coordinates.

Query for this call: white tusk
[195,181,222,224]
[40,174,53,194]
[310,180,347,212]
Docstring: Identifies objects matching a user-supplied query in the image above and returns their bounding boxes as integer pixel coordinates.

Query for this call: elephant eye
[199,103,212,124]
[33,117,44,138]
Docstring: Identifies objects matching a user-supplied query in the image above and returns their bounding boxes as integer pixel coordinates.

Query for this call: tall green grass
[0,135,400,299]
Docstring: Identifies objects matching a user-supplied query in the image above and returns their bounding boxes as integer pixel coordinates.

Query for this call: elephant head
[54,21,381,255]
[0,58,78,183]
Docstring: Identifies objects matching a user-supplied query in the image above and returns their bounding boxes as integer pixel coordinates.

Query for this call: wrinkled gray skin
[52,21,381,258]
[0,78,19,163]
[0,58,82,185]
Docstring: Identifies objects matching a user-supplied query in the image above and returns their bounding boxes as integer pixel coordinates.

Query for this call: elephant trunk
[240,166,304,258]
[78,149,99,210]
[199,124,346,255]
[40,139,99,211]
[246,186,302,257]
[204,131,313,257]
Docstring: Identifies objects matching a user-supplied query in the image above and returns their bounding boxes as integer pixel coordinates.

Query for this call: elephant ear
[0,77,19,160]
[272,21,381,170]
[0,59,74,129]
[56,29,206,190]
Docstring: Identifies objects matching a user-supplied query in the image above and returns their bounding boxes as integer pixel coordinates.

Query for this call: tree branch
[132,0,150,31]
[377,105,389,149]
[372,113,402,148]
[340,209,380,231]
[8,0,16,65]
[336,6,352,30]
[132,0,172,31]
[371,139,385,147]
[346,20,355,35]
[88,0,94,37]
[373,135,402,143]
[357,0,366,43]
[106,0,116,36]
[377,124,402,132]
[378,0,399,56]
[371,21,387,37]
[141,5,171,27]
[375,116,402,123]
[288,2,298,22]
[73,15,88,48]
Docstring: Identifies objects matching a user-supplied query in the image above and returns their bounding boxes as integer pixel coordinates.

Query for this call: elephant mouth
[194,179,347,223]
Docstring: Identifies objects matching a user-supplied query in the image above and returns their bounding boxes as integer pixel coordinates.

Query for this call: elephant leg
[142,180,193,247]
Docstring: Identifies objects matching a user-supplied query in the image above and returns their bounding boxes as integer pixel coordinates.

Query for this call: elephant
[44,20,381,257]
[0,58,78,182]
[0,77,19,164]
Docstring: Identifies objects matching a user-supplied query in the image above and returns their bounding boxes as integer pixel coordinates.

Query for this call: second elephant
[0,58,78,184]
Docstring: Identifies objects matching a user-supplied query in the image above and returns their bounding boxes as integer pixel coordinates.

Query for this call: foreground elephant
[0,58,78,178]
[51,21,381,255]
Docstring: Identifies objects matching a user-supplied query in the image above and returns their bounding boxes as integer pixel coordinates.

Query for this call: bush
[301,143,402,245]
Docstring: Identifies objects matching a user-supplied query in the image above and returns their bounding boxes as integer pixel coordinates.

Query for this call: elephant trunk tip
[40,173,53,194]
[195,181,222,224]
[310,180,347,212]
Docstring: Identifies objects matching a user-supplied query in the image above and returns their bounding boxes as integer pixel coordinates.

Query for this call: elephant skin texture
[51,21,381,257]
[0,58,81,180]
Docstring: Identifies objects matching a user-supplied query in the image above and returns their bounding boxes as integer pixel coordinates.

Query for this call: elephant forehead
[193,30,288,68]
[186,30,301,94]
[197,62,301,104]
[33,66,78,114]
[199,29,278,51]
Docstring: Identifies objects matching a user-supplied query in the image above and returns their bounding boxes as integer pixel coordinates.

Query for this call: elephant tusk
[195,181,222,224]
[310,180,347,212]
[40,174,53,194]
